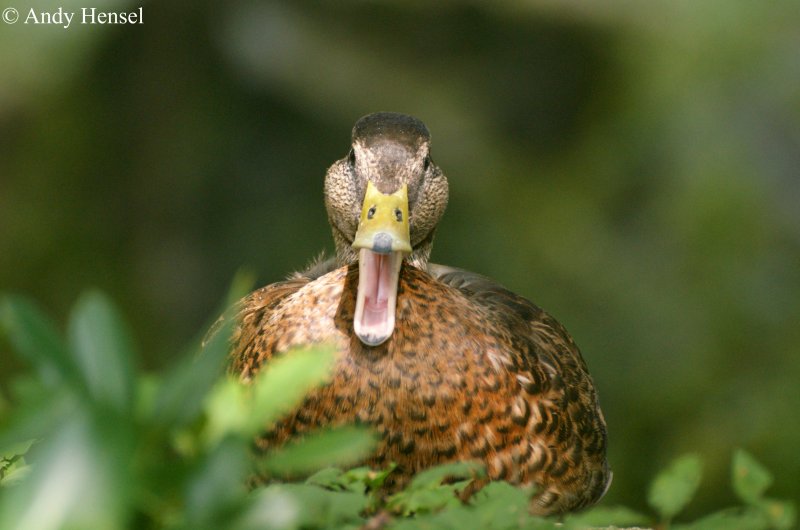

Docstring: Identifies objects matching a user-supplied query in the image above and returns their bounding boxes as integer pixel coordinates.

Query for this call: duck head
[324,112,449,346]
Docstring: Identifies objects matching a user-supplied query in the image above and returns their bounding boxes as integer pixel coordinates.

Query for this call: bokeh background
[2,0,798,516]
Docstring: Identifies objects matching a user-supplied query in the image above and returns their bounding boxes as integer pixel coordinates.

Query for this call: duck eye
[348,149,356,165]
[367,206,376,219]
[394,208,403,222]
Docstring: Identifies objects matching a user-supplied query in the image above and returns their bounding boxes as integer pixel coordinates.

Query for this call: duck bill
[353,249,404,346]
[351,182,411,346]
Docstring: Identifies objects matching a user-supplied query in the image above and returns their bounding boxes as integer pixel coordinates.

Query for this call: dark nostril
[367,206,376,219]
[394,208,403,222]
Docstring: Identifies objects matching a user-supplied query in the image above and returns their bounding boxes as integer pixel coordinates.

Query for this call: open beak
[351,181,411,346]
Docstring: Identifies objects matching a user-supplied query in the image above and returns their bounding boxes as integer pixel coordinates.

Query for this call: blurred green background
[1,0,798,517]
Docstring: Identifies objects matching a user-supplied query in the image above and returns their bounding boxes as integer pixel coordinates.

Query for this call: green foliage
[67,291,136,413]
[648,453,703,521]
[0,289,796,530]
[307,464,396,493]
[386,461,485,516]
[202,346,338,448]
[0,439,33,487]
[259,426,377,478]
[0,296,75,389]
[733,448,773,504]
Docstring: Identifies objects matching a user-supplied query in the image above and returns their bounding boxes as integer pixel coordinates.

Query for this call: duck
[227,112,610,514]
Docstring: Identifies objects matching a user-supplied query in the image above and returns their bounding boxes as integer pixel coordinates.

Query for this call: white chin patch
[353,249,403,346]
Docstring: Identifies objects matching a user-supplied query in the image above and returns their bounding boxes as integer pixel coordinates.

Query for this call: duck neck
[332,226,359,266]
[406,238,433,270]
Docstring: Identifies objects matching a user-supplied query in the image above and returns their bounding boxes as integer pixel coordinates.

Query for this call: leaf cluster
[0,288,795,530]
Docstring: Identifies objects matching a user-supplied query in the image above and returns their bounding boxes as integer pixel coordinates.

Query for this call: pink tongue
[361,251,391,330]
[354,248,402,346]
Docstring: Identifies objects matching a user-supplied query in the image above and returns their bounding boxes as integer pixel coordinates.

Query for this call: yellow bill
[351,181,411,346]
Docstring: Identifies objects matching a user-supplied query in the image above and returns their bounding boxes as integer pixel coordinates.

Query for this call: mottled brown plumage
[227,112,610,514]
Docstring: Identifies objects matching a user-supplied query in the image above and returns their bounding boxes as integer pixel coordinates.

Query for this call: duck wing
[427,263,611,512]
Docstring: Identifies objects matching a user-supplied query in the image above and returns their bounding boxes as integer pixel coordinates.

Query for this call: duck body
[231,261,609,513]
[228,112,610,514]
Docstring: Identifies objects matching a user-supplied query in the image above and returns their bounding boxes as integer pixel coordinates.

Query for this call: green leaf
[0,386,78,460]
[406,461,485,491]
[386,461,485,516]
[0,295,74,388]
[235,483,367,530]
[732,449,773,505]
[153,316,233,427]
[260,425,376,477]
[223,269,258,314]
[757,498,796,530]
[305,464,398,507]
[67,290,136,412]
[0,438,35,460]
[153,274,252,428]
[389,486,464,517]
[195,268,256,350]
[0,439,35,486]
[185,436,249,527]
[0,414,131,530]
[671,506,770,530]
[563,505,651,529]
[202,345,338,446]
[341,464,396,490]
[467,481,531,528]
[0,455,31,487]
[202,376,250,447]
[648,453,703,521]
[133,374,159,422]
[305,467,347,489]
[247,344,338,433]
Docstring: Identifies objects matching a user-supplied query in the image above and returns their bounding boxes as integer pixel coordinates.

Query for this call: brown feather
[229,262,610,514]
